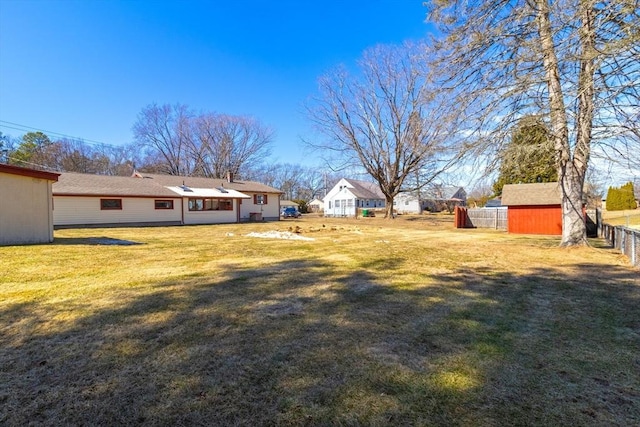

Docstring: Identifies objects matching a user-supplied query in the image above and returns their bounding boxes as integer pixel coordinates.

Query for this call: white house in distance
[308,198,324,213]
[324,178,385,217]
[394,186,467,214]
[52,171,283,228]
[0,163,60,245]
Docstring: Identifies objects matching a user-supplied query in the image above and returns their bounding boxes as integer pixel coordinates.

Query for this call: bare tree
[427,0,640,246]
[307,42,460,218]
[192,113,273,179]
[132,103,193,175]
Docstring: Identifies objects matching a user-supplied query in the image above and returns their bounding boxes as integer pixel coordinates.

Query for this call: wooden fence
[600,223,640,267]
[455,207,507,230]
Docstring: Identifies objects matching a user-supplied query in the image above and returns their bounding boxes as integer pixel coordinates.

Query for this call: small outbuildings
[0,163,60,245]
[501,182,563,235]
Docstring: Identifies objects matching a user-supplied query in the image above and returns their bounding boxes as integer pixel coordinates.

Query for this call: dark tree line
[1,131,137,176]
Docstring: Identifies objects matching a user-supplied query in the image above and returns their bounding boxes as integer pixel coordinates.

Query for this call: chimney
[227,171,234,183]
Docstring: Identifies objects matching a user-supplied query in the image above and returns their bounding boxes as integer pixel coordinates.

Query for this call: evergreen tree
[606,182,636,210]
[493,116,557,196]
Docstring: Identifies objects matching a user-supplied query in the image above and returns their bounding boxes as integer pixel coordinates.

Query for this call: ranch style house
[52,171,283,228]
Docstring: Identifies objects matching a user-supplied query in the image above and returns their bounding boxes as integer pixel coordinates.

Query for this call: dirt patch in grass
[1,217,638,425]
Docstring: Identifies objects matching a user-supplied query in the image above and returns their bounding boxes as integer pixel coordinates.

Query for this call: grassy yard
[1,215,639,426]
[602,209,640,229]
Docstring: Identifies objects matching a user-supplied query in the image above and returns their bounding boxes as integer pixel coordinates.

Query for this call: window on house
[329,201,332,209]
[254,194,268,204]
[100,199,122,210]
[155,200,174,210]
[188,198,233,211]
[335,200,341,208]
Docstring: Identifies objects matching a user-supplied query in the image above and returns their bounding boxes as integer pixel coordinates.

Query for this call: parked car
[281,207,301,218]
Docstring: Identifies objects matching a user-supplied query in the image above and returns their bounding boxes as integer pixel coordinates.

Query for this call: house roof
[423,186,465,200]
[0,163,60,181]
[54,173,179,197]
[345,179,385,199]
[501,182,562,206]
[53,172,282,197]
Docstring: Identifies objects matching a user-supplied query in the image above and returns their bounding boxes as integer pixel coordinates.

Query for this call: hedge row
[606,182,636,211]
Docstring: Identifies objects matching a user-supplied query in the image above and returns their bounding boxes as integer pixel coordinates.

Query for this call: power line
[0,120,128,149]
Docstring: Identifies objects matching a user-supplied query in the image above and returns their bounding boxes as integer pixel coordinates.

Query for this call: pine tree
[493,116,557,196]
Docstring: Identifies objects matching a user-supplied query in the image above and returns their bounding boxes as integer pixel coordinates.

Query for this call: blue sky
[0,0,433,166]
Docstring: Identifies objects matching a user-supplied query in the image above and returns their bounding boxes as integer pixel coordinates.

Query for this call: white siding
[324,179,353,217]
[53,196,182,226]
[182,198,238,224]
[325,191,357,217]
[0,173,54,245]
[395,194,422,214]
[239,193,280,221]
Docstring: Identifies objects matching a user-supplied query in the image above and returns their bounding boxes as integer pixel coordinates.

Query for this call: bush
[293,199,309,213]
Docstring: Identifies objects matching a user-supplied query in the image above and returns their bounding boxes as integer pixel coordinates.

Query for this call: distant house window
[188,198,233,211]
[335,200,341,208]
[328,201,332,209]
[100,199,122,210]
[155,200,174,210]
[254,194,268,205]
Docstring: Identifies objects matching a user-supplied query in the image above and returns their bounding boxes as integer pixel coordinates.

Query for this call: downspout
[181,197,185,225]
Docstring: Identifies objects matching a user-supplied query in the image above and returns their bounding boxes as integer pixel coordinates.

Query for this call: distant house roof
[53,172,283,197]
[345,179,385,199]
[280,200,298,207]
[501,182,561,206]
[485,198,503,208]
[423,186,466,201]
[0,163,60,182]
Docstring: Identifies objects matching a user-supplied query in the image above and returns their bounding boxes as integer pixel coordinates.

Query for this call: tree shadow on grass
[52,237,144,246]
[1,259,638,426]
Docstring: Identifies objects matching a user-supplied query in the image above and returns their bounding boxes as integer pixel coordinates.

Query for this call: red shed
[501,182,562,235]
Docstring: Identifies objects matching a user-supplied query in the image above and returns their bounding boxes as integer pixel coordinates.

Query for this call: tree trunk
[560,165,588,246]
[536,0,592,246]
[384,195,395,219]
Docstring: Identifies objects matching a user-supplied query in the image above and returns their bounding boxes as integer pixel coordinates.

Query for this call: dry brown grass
[1,214,639,426]
[602,209,640,229]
